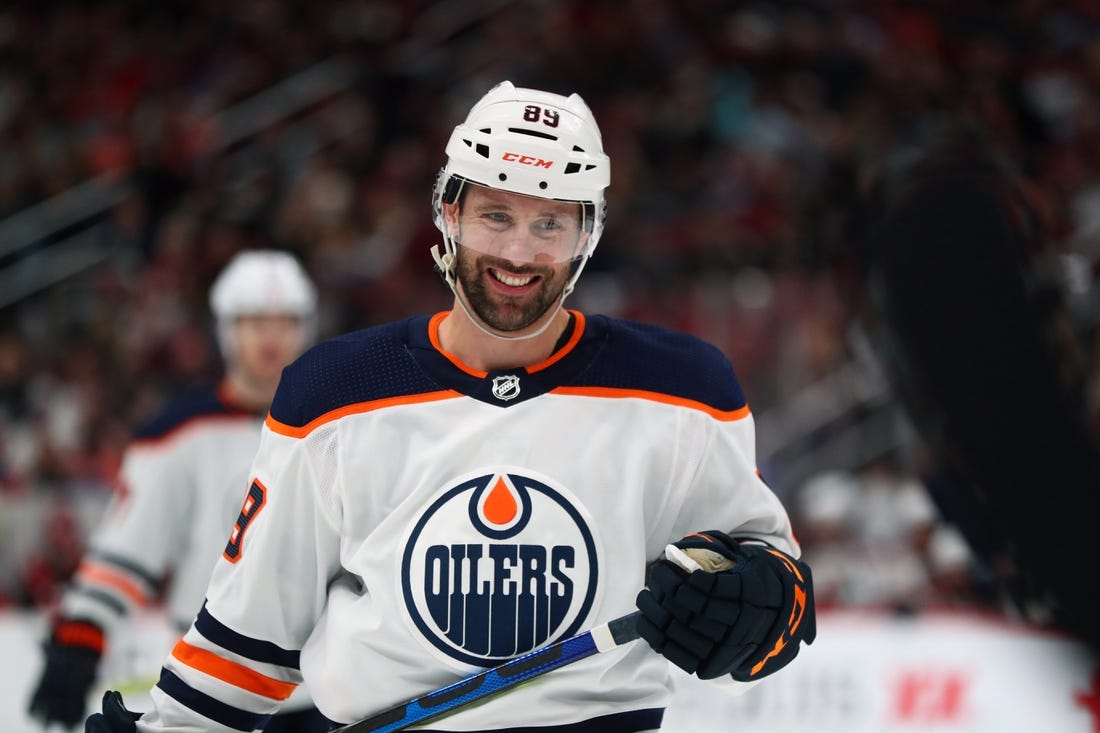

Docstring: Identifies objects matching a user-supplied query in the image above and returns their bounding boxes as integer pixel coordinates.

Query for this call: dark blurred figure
[858,125,1100,654]
[18,503,85,608]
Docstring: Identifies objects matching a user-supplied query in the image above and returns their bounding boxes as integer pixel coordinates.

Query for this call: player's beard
[455,248,570,333]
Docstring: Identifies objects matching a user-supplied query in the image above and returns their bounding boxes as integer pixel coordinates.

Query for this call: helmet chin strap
[430,242,582,342]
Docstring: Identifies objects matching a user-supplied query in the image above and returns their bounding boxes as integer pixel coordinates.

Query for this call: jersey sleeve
[59,438,193,632]
[592,326,798,561]
[658,355,799,697]
[135,420,343,733]
[576,318,799,560]
[678,410,798,556]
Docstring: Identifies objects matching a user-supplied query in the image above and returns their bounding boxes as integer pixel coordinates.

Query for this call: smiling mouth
[490,268,539,287]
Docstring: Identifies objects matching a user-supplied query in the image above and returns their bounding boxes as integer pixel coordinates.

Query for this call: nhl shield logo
[491,374,521,401]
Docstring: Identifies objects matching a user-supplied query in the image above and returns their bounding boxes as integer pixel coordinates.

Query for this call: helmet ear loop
[431,226,459,290]
[431,177,466,290]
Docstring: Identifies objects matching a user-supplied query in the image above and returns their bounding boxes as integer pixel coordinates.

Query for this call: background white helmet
[431,81,611,293]
[209,249,318,360]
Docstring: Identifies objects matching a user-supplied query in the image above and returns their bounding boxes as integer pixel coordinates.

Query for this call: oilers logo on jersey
[400,468,602,667]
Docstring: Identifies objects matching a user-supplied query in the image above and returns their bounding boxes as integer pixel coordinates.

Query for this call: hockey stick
[330,611,642,733]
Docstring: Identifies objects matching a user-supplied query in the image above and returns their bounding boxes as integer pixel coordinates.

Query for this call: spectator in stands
[3,0,1099,624]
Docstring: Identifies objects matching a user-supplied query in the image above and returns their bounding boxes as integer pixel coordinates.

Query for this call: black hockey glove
[28,619,104,727]
[635,530,816,681]
[85,691,140,733]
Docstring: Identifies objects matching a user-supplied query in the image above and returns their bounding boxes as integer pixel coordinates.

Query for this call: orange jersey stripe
[265,390,464,439]
[172,640,297,701]
[549,386,751,421]
[428,311,486,378]
[426,310,586,376]
[76,560,150,606]
[527,311,586,373]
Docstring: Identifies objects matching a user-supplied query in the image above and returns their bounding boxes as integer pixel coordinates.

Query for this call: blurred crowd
[2,0,1099,624]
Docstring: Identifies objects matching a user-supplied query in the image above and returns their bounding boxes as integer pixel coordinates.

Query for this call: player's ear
[442,201,460,232]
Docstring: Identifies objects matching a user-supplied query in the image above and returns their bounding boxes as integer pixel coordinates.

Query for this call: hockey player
[29,250,331,732]
[85,82,816,733]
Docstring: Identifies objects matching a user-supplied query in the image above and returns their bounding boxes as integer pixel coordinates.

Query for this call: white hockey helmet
[209,249,318,360]
[431,82,611,289]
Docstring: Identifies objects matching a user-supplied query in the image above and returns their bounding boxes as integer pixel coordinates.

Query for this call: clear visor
[441,181,591,264]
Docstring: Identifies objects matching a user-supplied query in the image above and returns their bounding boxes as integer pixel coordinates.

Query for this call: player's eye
[534,217,563,232]
[481,212,512,229]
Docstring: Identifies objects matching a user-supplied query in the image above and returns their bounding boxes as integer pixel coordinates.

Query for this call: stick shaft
[333,611,641,733]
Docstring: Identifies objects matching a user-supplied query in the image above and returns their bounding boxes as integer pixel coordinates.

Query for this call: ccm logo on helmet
[502,152,553,168]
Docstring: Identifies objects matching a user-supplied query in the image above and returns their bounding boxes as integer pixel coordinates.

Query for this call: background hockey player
[29,250,331,732]
[85,82,816,733]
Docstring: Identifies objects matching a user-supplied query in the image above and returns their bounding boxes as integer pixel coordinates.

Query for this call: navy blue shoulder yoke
[270,317,441,429]
[570,316,748,412]
[132,385,253,441]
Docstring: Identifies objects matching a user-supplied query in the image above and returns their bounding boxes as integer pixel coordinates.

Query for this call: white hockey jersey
[62,383,262,632]
[60,382,316,714]
[137,311,799,733]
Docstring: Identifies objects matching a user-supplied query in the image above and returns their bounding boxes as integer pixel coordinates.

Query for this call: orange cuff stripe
[764,549,804,582]
[172,640,297,701]
[55,621,105,653]
[788,586,807,634]
[265,390,463,438]
[751,636,788,676]
[77,560,149,606]
[550,386,752,421]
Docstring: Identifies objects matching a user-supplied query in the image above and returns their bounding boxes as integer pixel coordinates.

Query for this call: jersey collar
[409,310,601,406]
[425,310,586,378]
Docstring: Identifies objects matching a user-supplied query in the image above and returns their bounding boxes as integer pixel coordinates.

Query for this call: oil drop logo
[401,468,602,667]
